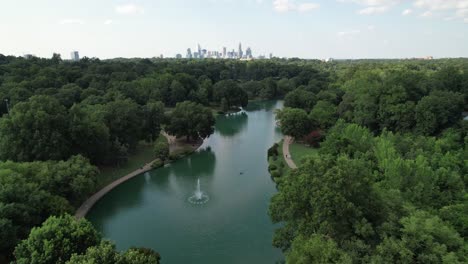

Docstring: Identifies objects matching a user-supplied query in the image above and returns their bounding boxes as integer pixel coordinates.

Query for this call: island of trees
[0,53,466,263]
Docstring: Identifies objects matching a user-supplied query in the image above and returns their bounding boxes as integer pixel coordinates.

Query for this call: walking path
[75,159,157,219]
[75,132,199,219]
[283,136,297,169]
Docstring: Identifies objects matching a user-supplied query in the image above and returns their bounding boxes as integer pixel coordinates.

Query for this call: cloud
[337,29,361,37]
[420,10,433,17]
[273,0,320,13]
[413,0,468,11]
[59,19,85,25]
[115,4,144,15]
[402,9,412,15]
[338,0,400,15]
[358,5,389,14]
[298,3,320,12]
[104,19,113,25]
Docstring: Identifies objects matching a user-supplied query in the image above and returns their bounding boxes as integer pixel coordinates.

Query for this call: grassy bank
[289,142,319,166]
[96,141,156,190]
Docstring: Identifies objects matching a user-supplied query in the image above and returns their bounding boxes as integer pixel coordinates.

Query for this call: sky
[0,0,467,59]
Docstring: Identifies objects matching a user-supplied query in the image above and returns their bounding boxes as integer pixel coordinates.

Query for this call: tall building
[246,47,252,58]
[238,43,243,59]
[70,51,80,61]
[197,44,202,55]
[222,47,227,58]
[176,54,182,59]
[186,48,192,59]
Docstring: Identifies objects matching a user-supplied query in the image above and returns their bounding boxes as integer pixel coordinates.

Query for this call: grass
[289,142,319,166]
[95,137,166,190]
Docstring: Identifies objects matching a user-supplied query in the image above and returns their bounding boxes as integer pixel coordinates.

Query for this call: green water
[87,101,284,263]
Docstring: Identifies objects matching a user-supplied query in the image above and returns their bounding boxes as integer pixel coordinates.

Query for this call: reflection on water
[87,101,284,264]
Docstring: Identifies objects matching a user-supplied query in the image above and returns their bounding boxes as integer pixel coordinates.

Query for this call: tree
[165,101,215,142]
[66,241,122,264]
[309,100,337,129]
[154,140,169,162]
[286,235,352,264]
[275,108,311,139]
[415,90,464,135]
[142,101,165,142]
[122,248,161,264]
[284,89,315,111]
[0,95,70,161]
[213,80,248,109]
[14,214,101,264]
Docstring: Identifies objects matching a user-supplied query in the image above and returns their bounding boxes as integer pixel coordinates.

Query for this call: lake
[87,100,284,263]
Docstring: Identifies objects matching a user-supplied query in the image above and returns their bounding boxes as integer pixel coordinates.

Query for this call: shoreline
[75,133,203,219]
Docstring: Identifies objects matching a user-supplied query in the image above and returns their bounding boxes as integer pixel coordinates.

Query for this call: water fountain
[188,178,209,205]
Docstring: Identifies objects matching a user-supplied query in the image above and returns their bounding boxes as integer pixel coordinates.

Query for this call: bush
[268,143,280,158]
[271,170,281,178]
[151,159,164,169]
[269,164,278,171]
[154,140,169,162]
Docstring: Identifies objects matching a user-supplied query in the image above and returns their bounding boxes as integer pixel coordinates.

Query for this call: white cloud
[115,4,145,15]
[358,5,389,14]
[337,29,361,37]
[367,25,376,30]
[298,3,320,12]
[402,9,412,15]
[104,19,113,25]
[420,10,433,17]
[59,19,85,25]
[273,0,319,13]
[414,0,468,11]
[338,0,400,15]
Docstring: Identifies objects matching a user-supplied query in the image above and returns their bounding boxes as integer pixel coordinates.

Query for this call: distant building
[23,54,34,59]
[194,52,199,59]
[176,54,182,59]
[223,47,227,58]
[246,47,252,58]
[70,51,80,61]
[186,48,192,59]
[269,53,273,59]
[238,43,243,59]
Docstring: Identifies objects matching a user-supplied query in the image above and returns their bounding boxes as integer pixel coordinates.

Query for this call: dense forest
[273,59,467,263]
[0,53,467,263]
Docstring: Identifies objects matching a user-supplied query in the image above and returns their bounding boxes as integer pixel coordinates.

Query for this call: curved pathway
[75,160,157,219]
[283,136,297,169]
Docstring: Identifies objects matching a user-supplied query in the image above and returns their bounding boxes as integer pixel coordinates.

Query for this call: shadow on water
[215,112,248,137]
[244,100,279,112]
[169,149,216,182]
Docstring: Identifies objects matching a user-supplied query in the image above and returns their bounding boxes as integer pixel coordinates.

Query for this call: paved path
[75,159,157,219]
[283,136,297,169]
[75,132,202,219]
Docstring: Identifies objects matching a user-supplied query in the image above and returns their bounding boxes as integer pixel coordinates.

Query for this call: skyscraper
[238,43,243,59]
[197,44,201,55]
[246,47,252,58]
[223,47,227,58]
[70,51,80,61]
[186,48,192,59]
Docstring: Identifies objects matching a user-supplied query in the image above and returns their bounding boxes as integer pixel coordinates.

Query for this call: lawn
[96,137,166,190]
[289,142,319,166]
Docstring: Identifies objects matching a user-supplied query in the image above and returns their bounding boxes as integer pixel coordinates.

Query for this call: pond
[87,101,284,263]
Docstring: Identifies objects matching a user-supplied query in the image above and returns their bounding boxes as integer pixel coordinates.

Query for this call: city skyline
[1,0,468,59]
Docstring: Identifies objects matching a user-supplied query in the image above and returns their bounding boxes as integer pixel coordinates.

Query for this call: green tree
[0,95,70,161]
[286,235,352,264]
[154,140,169,162]
[14,214,100,264]
[275,108,311,139]
[166,101,215,142]
[309,100,338,129]
[213,80,248,109]
[284,89,315,111]
[142,101,165,142]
